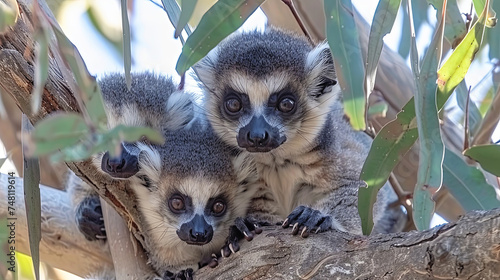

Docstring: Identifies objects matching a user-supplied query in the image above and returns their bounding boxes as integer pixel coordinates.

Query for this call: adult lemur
[195,28,404,237]
[69,73,259,279]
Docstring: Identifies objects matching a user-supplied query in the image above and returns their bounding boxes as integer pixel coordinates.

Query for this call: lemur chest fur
[254,152,329,218]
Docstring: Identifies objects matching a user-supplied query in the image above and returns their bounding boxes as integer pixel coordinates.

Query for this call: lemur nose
[247,131,270,146]
[189,229,209,242]
[106,157,126,173]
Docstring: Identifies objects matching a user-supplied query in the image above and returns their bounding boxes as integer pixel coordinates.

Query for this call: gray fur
[195,28,405,235]
[70,73,259,278]
[130,121,258,275]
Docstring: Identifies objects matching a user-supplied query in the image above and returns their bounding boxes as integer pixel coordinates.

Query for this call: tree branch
[2,175,499,278]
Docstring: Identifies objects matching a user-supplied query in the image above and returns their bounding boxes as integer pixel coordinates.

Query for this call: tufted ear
[193,47,220,92]
[305,42,338,98]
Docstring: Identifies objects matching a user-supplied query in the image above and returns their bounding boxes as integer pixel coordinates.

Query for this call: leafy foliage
[325,0,366,131]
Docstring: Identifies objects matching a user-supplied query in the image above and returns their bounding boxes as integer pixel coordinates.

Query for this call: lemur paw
[75,196,106,241]
[282,206,332,238]
[221,217,262,257]
[163,268,194,280]
[199,253,219,269]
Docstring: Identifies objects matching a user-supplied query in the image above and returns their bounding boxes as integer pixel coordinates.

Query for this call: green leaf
[360,0,491,234]
[364,0,401,100]
[399,1,428,59]
[464,145,500,177]
[175,0,198,38]
[411,0,446,231]
[427,0,466,45]
[29,113,89,156]
[0,0,18,34]
[325,0,366,130]
[359,99,418,234]
[367,101,388,118]
[443,148,500,211]
[32,21,50,115]
[120,0,132,90]
[22,116,41,280]
[175,0,264,75]
[161,0,193,38]
[50,23,108,130]
[436,0,489,104]
[456,81,482,135]
[50,125,164,162]
[486,0,500,60]
[0,157,7,169]
[472,0,497,28]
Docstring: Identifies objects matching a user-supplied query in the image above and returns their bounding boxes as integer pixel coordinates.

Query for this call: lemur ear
[305,42,338,98]
[193,47,219,92]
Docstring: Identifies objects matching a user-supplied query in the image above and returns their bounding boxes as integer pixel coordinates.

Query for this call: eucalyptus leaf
[175,0,197,38]
[161,0,192,37]
[29,113,89,156]
[359,0,489,234]
[472,0,497,28]
[0,0,18,34]
[443,148,500,211]
[120,0,132,90]
[0,157,7,169]
[427,0,466,45]
[455,80,481,135]
[22,115,41,280]
[411,0,446,231]
[364,0,402,100]
[464,145,500,177]
[175,0,264,75]
[358,99,418,234]
[325,0,366,131]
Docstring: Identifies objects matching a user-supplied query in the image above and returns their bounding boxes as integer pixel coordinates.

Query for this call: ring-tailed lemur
[194,28,405,238]
[69,72,194,242]
[69,73,260,279]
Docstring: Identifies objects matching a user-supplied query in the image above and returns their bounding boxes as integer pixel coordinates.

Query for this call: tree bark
[2,176,499,279]
[0,173,112,277]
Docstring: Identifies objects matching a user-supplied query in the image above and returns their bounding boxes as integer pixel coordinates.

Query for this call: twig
[281,0,314,44]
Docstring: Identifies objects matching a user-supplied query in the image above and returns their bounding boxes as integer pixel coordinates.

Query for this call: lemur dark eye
[278,97,295,113]
[225,98,242,114]
[211,200,226,216]
[168,195,185,213]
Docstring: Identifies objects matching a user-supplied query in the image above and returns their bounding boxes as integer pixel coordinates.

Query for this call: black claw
[221,217,262,258]
[76,195,106,241]
[199,252,220,269]
[163,269,194,280]
[284,206,332,238]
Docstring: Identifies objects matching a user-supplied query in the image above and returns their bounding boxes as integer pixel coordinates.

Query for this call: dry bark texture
[1,175,499,279]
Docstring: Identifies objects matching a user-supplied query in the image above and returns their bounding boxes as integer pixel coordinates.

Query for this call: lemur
[194,28,405,238]
[69,73,260,279]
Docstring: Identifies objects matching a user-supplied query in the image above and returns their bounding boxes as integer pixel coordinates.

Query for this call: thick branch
[0,173,112,277]
[2,175,499,278]
[197,209,500,279]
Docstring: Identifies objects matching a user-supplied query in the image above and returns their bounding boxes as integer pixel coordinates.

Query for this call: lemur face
[195,29,339,155]
[97,125,258,269]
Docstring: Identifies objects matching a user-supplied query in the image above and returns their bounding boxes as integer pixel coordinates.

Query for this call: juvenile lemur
[195,28,404,237]
[69,73,259,279]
